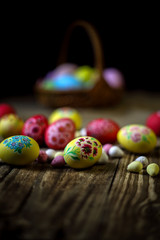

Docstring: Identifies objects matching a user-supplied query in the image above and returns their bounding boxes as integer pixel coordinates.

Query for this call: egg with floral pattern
[0,135,40,165]
[64,136,102,169]
[117,124,157,153]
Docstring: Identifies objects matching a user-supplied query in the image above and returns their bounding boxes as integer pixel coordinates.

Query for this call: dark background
[1,3,160,98]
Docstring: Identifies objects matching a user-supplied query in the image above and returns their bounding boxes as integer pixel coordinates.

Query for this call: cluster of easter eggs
[0,103,159,169]
[36,63,125,91]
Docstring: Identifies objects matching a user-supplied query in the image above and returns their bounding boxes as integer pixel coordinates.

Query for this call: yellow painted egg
[64,136,102,169]
[48,107,82,130]
[0,114,24,139]
[0,135,40,165]
[117,124,157,153]
[74,65,97,83]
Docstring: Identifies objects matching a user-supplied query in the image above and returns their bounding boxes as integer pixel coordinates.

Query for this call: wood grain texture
[0,148,159,240]
[0,92,160,239]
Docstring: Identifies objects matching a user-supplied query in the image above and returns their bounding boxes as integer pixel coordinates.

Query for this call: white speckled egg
[117,124,157,153]
[64,136,102,169]
[0,135,40,165]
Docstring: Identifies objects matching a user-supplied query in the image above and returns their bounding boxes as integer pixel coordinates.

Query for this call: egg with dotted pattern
[45,118,76,150]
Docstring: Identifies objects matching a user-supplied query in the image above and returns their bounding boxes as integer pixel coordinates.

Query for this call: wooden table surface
[0,91,160,240]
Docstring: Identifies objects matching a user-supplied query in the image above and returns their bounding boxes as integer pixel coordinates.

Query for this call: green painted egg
[0,135,40,165]
[64,136,102,169]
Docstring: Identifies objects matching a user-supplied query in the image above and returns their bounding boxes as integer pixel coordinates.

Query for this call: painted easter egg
[45,118,76,150]
[86,118,120,144]
[22,114,48,146]
[0,135,40,165]
[0,114,24,139]
[146,111,160,136]
[0,103,16,118]
[117,124,157,153]
[64,136,102,169]
[49,107,82,130]
[74,65,97,82]
[45,63,77,79]
[103,68,125,89]
[52,75,83,90]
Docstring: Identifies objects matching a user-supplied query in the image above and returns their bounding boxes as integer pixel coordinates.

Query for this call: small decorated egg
[117,124,157,153]
[49,107,82,130]
[22,114,48,146]
[45,63,77,79]
[0,135,39,165]
[146,111,160,136]
[86,118,120,144]
[45,118,76,150]
[64,136,102,169]
[103,68,125,89]
[0,103,16,118]
[0,114,24,138]
[74,65,97,83]
[52,75,83,90]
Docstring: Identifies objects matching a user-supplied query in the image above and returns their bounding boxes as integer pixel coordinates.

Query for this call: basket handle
[57,20,104,78]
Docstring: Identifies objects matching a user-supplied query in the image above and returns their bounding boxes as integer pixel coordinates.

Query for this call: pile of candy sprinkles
[0,103,160,177]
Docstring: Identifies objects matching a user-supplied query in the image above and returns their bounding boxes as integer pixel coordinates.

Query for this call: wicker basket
[35,20,124,108]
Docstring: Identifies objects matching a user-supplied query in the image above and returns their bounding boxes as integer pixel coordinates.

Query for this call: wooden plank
[0,159,119,239]
[0,163,44,215]
[0,148,159,240]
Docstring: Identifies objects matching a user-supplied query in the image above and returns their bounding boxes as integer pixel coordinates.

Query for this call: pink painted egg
[44,118,76,150]
[0,103,16,118]
[22,114,48,146]
[86,118,120,144]
[146,111,160,136]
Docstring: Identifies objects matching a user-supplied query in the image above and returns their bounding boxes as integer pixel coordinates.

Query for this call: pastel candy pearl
[0,135,39,165]
[64,136,102,169]
[51,156,66,167]
[97,149,108,164]
[134,156,149,168]
[146,163,159,177]
[36,150,48,163]
[45,149,56,160]
[127,161,143,173]
[54,151,64,157]
[108,146,124,157]
[103,144,113,154]
[117,124,157,153]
